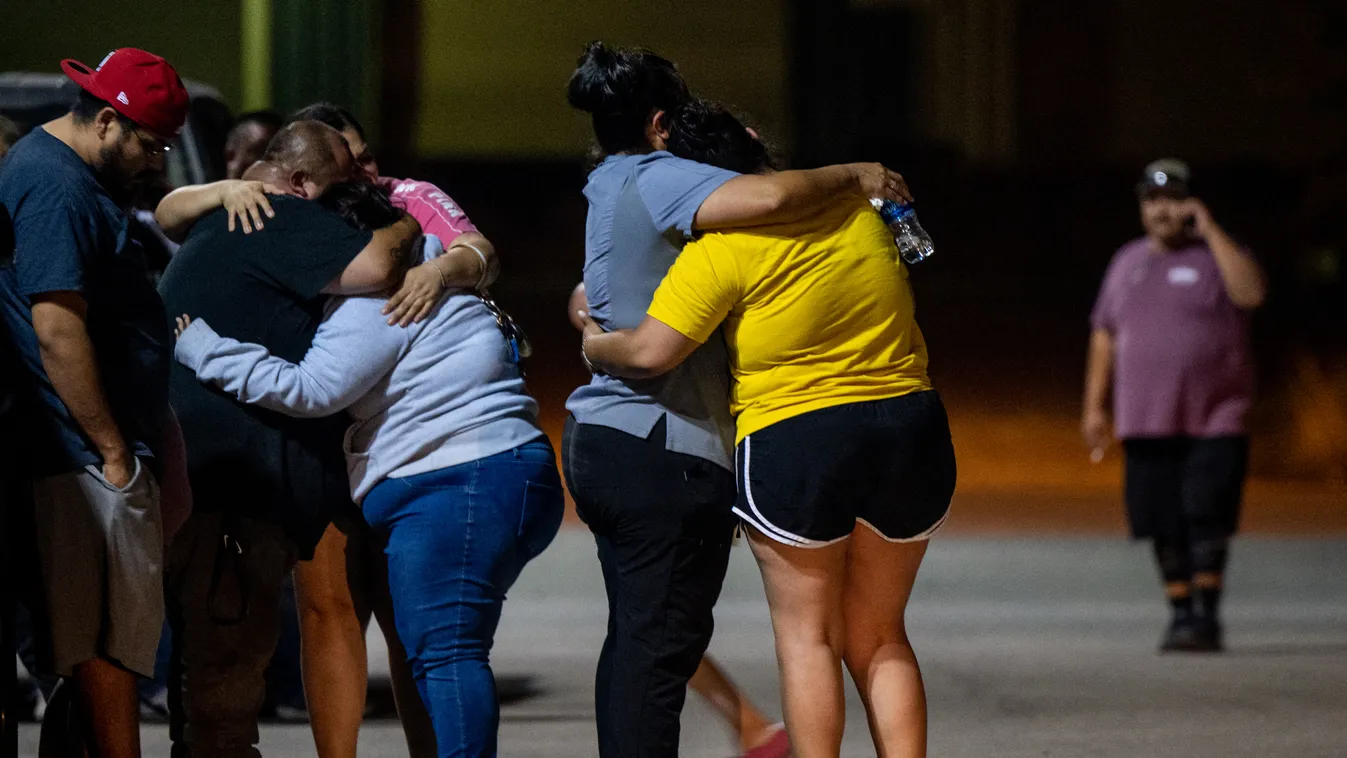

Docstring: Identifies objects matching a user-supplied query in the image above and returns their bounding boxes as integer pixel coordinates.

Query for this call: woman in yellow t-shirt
[580,101,956,758]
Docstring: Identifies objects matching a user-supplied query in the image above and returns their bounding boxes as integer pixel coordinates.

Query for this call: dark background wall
[3,0,245,104]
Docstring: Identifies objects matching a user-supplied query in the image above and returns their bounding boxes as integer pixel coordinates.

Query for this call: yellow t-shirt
[647,200,932,442]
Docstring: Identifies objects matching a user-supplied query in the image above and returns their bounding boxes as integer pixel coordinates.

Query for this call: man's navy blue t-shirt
[0,127,171,477]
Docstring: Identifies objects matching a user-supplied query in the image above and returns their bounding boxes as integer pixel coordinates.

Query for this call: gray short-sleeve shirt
[566,152,739,470]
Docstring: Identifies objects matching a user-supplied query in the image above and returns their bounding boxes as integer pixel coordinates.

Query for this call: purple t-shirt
[1090,237,1255,439]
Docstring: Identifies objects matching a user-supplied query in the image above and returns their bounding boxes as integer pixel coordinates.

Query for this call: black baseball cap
[1137,158,1192,198]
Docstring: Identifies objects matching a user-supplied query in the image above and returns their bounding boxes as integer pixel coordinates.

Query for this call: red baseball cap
[61,48,189,138]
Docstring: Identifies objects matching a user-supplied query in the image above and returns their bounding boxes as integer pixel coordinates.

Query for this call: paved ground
[19,532,1347,757]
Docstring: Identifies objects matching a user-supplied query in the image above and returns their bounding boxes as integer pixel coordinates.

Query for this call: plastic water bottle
[871,198,935,264]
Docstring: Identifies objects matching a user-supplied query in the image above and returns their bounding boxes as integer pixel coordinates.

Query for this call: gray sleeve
[633,154,739,236]
[174,301,407,417]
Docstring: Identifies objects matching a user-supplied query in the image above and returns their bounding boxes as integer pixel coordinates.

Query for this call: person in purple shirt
[1082,158,1267,653]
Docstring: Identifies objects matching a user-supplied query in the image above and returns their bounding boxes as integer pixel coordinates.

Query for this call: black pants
[1123,436,1249,542]
[166,512,298,758]
[562,416,737,758]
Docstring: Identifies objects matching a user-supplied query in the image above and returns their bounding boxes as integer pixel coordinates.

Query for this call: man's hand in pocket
[102,453,134,489]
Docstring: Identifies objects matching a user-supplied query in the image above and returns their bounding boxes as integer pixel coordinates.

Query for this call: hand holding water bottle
[850,163,913,205]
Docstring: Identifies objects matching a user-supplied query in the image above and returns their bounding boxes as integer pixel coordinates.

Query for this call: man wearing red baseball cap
[0,48,189,758]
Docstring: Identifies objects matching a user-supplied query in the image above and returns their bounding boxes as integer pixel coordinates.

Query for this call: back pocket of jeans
[518,480,564,561]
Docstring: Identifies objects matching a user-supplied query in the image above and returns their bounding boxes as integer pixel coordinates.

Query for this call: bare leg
[689,656,779,752]
[69,658,142,758]
[841,527,929,758]
[747,528,849,758]
[295,523,372,758]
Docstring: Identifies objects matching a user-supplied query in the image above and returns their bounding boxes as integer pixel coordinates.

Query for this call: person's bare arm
[579,311,700,380]
[448,232,499,288]
[1081,328,1116,458]
[31,292,133,487]
[1182,199,1266,309]
[322,213,421,295]
[155,180,278,242]
[381,232,498,326]
[694,163,911,230]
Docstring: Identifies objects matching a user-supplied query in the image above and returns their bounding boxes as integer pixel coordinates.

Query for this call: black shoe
[1160,617,1201,652]
[1189,615,1224,652]
[1161,616,1223,653]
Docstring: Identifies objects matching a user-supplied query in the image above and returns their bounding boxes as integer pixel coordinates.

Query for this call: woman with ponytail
[562,42,914,757]
[583,99,953,758]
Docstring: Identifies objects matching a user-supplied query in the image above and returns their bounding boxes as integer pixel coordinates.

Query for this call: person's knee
[774,612,847,663]
[295,573,360,624]
[844,612,910,662]
[415,628,491,669]
[297,594,357,626]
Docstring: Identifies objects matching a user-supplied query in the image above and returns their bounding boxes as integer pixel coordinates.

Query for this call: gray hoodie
[174,241,543,503]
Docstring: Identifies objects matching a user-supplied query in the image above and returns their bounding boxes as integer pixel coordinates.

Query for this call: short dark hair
[70,88,138,132]
[665,100,775,175]
[567,41,690,156]
[288,102,364,139]
[316,181,401,231]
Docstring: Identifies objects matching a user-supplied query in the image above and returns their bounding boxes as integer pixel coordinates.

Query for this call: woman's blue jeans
[363,439,564,758]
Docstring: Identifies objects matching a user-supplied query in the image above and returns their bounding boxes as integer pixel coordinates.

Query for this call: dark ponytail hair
[567,41,690,156]
[317,181,401,231]
[665,99,776,175]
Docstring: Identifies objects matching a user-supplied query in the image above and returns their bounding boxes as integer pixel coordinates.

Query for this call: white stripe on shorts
[734,435,849,550]
[856,507,950,544]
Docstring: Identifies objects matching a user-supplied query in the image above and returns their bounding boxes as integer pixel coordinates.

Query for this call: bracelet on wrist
[580,336,605,376]
[431,257,450,289]
[458,242,490,291]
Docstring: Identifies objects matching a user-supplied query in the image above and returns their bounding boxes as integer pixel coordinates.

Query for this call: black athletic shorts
[1122,436,1248,541]
[734,390,956,547]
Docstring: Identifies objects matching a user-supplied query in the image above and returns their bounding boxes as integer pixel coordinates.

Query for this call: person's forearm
[695,165,859,230]
[452,233,499,288]
[177,320,354,417]
[427,233,497,290]
[584,331,666,379]
[1205,224,1266,308]
[327,213,422,295]
[177,314,400,417]
[155,182,228,242]
[1083,330,1115,415]
[378,214,422,288]
[33,306,129,464]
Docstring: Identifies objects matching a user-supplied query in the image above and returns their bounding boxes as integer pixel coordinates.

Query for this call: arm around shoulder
[324,212,422,295]
[693,162,911,230]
